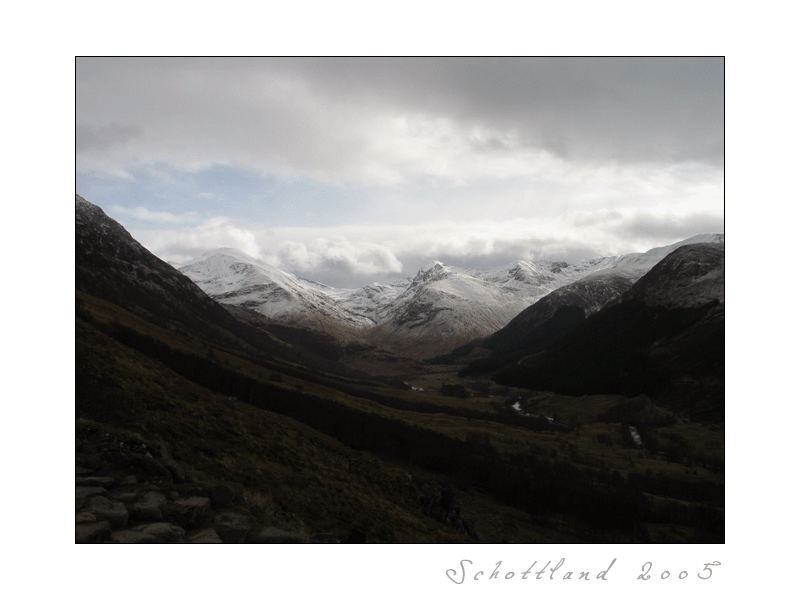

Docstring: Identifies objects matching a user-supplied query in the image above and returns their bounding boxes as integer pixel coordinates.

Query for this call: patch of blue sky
[76,164,372,229]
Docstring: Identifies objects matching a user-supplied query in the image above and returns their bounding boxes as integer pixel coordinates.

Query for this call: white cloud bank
[131,207,722,287]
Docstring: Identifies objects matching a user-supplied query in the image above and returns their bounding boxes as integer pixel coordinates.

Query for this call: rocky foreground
[76,421,309,543]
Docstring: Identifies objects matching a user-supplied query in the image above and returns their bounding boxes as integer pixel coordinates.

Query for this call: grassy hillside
[77,289,723,542]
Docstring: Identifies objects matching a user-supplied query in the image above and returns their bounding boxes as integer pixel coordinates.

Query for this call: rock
[168,491,179,500]
[75,511,96,524]
[76,521,111,543]
[310,532,341,543]
[76,486,107,510]
[187,528,222,543]
[163,458,186,483]
[111,529,158,543]
[76,476,116,488]
[109,490,139,503]
[213,511,255,543]
[164,496,211,528]
[247,526,305,543]
[133,522,185,542]
[86,496,128,529]
[173,484,205,497]
[157,441,186,482]
[75,466,94,476]
[143,490,168,505]
[210,482,244,508]
[131,491,167,521]
[119,475,138,486]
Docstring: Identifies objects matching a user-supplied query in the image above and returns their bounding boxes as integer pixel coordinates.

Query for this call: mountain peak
[412,261,452,285]
[197,247,261,263]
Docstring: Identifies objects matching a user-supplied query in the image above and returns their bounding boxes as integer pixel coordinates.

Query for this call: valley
[75,195,724,543]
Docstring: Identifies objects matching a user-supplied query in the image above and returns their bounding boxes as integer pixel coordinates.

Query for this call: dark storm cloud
[76,123,140,153]
[76,57,723,180]
[268,56,724,164]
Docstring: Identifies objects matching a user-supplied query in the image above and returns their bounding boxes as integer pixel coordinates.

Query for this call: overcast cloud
[77,57,723,287]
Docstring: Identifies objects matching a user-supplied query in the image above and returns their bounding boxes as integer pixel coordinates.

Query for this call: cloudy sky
[76,57,723,287]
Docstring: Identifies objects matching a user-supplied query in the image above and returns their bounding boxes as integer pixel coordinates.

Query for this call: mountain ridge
[179,234,723,357]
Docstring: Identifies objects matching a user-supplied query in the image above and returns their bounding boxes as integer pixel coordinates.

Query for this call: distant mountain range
[179,233,723,356]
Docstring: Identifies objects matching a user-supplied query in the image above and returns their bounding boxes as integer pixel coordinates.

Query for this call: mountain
[76,196,269,348]
[437,235,724,369]
[453,272,635,372]
[366,262,537,355]
[76,194,724,543]
[178,234,724,357]
[326,280,410,323]
[179,248,374,330]
[597,233,724,278]
[490,243,725,421]
[622,242,724,308]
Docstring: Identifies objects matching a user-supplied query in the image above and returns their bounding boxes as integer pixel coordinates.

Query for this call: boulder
[156,441,186,482]
[76,476,116,488]
[247,526,305,543]
[76,521,111,543]
[164,496,211,528]
[131,491,167,521]
[109,490,139,503]
[111,529,158,543]
[133,522,185,542]
[75,511,96,524]
[86,496,129,529]
[210,482,244,508]
[213,511,255,543]
[75,486,107,510]
[187,528,222,543]
[310,532,341,543]
[162,458,186,483]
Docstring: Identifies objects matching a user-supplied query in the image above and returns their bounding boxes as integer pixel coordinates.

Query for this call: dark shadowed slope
[76,195,293,358]
[493,243,724,421]
[454,272,633,374]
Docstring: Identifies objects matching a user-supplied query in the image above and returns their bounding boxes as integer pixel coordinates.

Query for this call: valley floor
[76,290,723,543]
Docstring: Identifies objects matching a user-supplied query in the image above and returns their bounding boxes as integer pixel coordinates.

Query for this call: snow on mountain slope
[600,233,724,278]
[325,279,410,324]
[622,242,725,308]
[179,248,373,329]
[365,235,724,355]
[179,234,723,355]
[469,233,724,301]
[367,262,536,354]
[470,256,617,299]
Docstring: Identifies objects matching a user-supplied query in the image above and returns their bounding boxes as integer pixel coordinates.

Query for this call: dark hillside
[75,196,723,543]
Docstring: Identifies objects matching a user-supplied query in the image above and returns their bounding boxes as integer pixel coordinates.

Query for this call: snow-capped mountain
[323,279,410,324]
[469,256,617,298]
[179,234,724,356]
[367,261,537,353]
[489,242,725,412]
[622,242,725,308]
[179,248,374,329]
[366,234,724,354]
[598,233,724,278]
